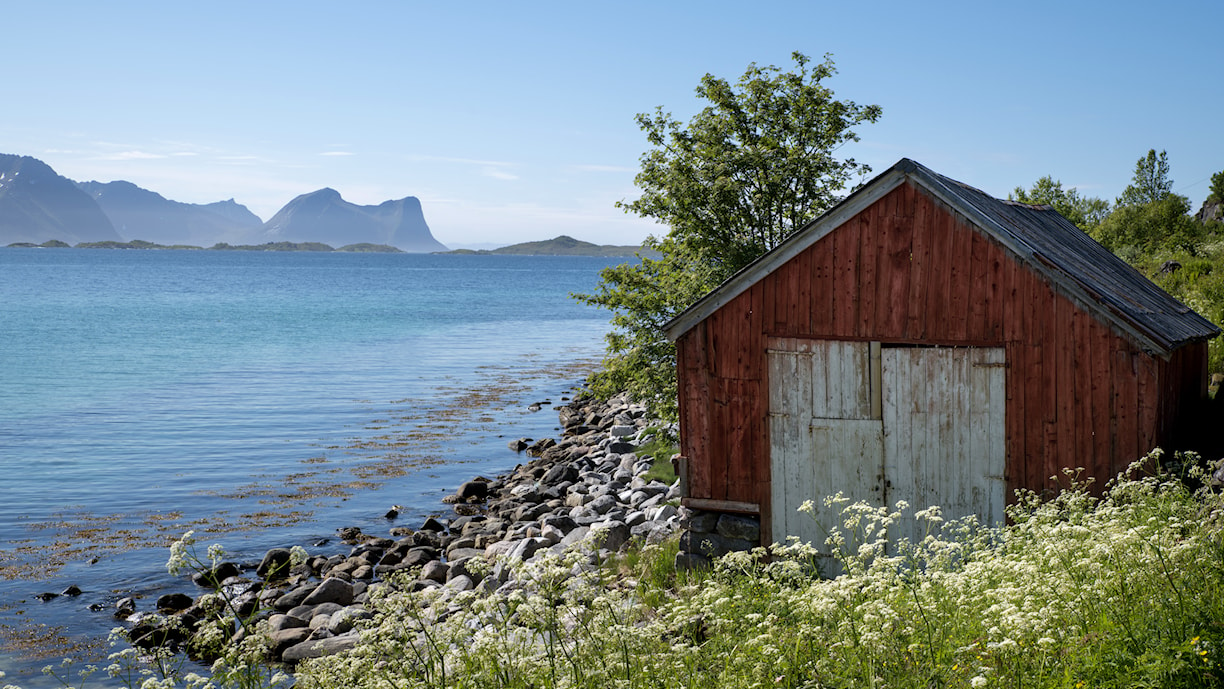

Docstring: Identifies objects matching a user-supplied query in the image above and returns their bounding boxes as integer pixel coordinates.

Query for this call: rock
[420,560,449,583]
[543,463,579,485]
[269,627,313,658]
[191,562,242,588]
[675,552,713,571]
[257,548,294,579]
[281,631,360,663]
[419,516,446,532]
[269,613,310,633]
[679,530,754,558]
[590,521,632,552]
[327,606,372,635]
[715,514,761,543]
[610,425,636,438]
[682,510,720,533]
[301,578,354,607]
[156,592,194,612]
[509,438,531,452]
[508,537,550,562]
[456,479,489,502]
[61,585,82,597]
[115,597,137,619]
[274,583,319,611]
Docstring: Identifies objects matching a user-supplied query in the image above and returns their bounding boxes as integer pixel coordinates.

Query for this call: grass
[635,427,678,485]
[295,452,1224,689]
[17,450,1224,689]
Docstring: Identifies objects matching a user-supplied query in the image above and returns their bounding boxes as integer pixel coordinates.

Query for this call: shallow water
[0,248,620,685]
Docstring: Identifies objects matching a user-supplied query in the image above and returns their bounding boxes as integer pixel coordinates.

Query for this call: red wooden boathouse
[664,158,1220,548]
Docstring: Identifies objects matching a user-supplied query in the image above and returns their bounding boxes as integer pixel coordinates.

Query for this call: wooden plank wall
[677,181,1207,525]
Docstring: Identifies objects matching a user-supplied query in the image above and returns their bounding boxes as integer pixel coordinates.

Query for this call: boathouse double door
[767,338,1006,553]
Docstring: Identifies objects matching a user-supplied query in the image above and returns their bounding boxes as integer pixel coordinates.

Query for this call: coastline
[113,391,681,669]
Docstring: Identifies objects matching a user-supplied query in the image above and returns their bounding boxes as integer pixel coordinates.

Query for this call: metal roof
[663,158,1220,356]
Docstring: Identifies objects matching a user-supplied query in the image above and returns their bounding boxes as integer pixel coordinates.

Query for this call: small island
[443,235,654,257]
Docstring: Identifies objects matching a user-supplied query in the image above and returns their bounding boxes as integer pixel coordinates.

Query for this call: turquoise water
[0,248,619,684]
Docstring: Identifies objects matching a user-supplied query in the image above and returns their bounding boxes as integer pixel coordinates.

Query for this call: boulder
[155,592,194,612]
[301,578,354,607]
[281,631,360,664]
[716,514,760,543]
[257,548,294,579]
[456,479,489,502]
[269,627,313,658]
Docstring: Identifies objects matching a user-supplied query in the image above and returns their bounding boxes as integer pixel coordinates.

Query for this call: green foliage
[1011,175,1110,231]
[1209,170,1224,205]
[287,455,1224,689]
[1117,149,1174,207]
[1093,193,1203,255]
[635,426,679,484]
[577,52,881,420]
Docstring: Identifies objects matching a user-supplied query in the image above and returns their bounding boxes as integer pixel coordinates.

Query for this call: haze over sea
[0,248,619,685]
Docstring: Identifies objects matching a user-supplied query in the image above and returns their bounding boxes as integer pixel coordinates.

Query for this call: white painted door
[768,340,1006,552]
[768,339,884,551]
[882,346,1007,546]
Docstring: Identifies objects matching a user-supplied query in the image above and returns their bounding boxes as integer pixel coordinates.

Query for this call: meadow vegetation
[15,450,1224,689]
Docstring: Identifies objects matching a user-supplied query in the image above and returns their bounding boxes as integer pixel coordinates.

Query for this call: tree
[1093,193,1201,257]
[576,52,881,421]
[1010,175,1110,231]
[1095,150,1204,257]
[1117,149,1173,207]
[1208,170,1224,205]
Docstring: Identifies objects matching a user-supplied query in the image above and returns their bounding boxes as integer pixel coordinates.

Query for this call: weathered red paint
[676,182,1210,538]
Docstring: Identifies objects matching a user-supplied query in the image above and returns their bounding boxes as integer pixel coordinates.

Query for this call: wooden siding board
[833,218,860,337]
[1137,356,1159,461]
[1072,304,1095,477]
[795,246,813,336]
[723,377,759,505]
[871,194,890,336]
[906,193,932,340]
[926,206,952,339]
[986,244,1005,343]
[884,187,914,338]
[1114,348,1139,472]
[812,233,834,334]
[968,232,989,341]
[679,330,713,500]
[859,211,879,339]
[1023,270,1046,492]
[946,215,971,341]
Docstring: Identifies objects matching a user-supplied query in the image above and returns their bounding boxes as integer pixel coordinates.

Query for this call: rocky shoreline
[117,391,685,668]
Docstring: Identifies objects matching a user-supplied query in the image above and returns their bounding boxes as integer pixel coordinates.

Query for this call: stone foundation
[675,508,761,569]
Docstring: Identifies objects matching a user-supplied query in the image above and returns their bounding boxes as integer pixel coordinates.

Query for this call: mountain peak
[261,189,445,252]
[0,154,121,245]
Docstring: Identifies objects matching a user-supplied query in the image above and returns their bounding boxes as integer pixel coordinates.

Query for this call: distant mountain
[260,188,447,253]
[77,180,264,246]
[447,235,651,257]
[0,154,122,245]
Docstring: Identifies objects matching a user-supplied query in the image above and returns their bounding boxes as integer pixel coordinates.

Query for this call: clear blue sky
[4,0,1221,248]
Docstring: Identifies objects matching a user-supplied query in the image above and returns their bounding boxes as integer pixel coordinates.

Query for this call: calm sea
[0,248,620,685]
